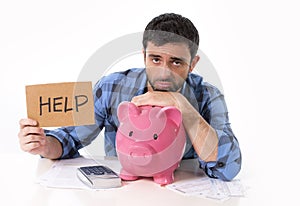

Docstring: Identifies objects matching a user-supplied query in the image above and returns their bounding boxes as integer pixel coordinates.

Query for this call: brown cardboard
[26,82,95,127]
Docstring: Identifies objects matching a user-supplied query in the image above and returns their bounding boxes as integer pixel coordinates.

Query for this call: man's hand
[132,91,218,162]
[18,118,62,159]
[131,91,184,109]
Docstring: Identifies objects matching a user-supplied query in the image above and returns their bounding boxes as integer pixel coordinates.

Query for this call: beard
[146,67,189,92]
[148,78,184,92]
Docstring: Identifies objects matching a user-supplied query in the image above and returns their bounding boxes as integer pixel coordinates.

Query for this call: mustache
[150,79,175,92]
[155,78,173,82]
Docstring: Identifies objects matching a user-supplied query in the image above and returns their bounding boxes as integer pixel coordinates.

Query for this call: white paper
[36,156,121,190]
[166,177,245,201]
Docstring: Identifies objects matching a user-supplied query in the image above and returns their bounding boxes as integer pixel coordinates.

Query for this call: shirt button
[217,162,225,167]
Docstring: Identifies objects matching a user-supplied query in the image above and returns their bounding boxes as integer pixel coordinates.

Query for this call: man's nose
[160,62,172,78]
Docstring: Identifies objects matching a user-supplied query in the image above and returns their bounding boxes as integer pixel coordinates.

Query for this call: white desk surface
[0,153,296,206]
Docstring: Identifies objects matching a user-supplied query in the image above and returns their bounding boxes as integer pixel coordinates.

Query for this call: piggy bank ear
[157,107,182,127]
[117,101,140,121]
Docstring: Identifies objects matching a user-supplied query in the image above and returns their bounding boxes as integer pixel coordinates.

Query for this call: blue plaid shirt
[45,68,241,181]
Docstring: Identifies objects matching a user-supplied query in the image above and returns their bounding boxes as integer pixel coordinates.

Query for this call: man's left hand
[131,91,185,110]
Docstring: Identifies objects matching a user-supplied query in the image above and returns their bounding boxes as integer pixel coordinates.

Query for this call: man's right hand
[18,118,62,159]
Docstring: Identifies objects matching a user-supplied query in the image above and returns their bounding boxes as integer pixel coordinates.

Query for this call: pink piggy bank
[116,101,186,185]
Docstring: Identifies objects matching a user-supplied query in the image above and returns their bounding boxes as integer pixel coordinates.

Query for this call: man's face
[144,42,194,92]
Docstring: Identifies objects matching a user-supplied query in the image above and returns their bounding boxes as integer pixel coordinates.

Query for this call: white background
[0,0,299,204]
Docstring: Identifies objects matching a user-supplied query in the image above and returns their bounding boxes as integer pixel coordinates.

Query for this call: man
[18,13,241,181]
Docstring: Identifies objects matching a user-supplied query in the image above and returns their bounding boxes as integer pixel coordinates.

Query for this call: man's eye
[172,61,182,66]
[152,58,160,63]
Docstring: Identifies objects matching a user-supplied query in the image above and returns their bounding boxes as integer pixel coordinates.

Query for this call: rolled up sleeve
[198,83,242,181]
[199,127,241,181]
[44,124,102,159]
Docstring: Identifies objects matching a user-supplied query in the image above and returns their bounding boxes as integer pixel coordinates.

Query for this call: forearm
[131,91,218,161]
[177,97,218,161]
[44,124,101,159]
[41,136,63,159]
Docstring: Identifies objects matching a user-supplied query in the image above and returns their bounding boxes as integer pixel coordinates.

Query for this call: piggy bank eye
[129,131,133,137]
[153,134,158,140]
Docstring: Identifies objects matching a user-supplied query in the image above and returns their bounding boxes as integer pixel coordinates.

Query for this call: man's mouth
[154,81,173,90]
[155,81,172,88]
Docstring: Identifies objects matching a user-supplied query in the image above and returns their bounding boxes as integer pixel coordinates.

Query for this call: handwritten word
[39,95,88,115]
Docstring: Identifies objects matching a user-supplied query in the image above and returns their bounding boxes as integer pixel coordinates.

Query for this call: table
[0,153,245,206]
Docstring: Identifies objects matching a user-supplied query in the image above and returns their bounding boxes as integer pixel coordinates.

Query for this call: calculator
[77,165,122,189]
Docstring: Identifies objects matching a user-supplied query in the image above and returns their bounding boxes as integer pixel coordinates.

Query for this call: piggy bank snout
[128,144,154,166]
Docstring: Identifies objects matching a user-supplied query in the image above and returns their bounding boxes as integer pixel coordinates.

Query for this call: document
[166,177,246,201]
[36,156,121,190]
[36,156,246,200]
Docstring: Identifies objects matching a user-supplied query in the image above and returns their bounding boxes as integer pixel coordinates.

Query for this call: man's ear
[142,50,146,64]
[189,55,200,72]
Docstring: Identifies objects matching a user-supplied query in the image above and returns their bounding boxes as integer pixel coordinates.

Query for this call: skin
[18,41,218,161]
[132,42,218,161]
[18,119,62,159]
[144,42,194,92]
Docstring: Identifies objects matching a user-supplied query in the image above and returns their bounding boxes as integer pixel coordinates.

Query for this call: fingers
[131,94,147,106]
[19,118,38,129]
[132,92,179,107]
[132,92,164,105]
[21,139,43,153]
[19,126,44,137]
[22,133,46,145]
[19,135,46,155]
[18,118,45,154]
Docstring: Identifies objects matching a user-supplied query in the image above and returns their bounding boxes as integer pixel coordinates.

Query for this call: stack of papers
[36,157,246,200]
[37,157,121,190]
[166,177,246,201]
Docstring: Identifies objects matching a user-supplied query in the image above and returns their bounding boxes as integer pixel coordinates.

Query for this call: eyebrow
[147,54,188,64]
[148,54,162,58]
[170,57,186,63]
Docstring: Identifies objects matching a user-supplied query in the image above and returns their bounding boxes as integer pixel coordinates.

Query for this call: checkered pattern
[45,68,241,181]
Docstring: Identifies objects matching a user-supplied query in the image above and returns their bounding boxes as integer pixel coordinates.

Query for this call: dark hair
[143,13,199,59]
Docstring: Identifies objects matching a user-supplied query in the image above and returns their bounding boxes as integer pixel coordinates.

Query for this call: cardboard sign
[26,82,95,127]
